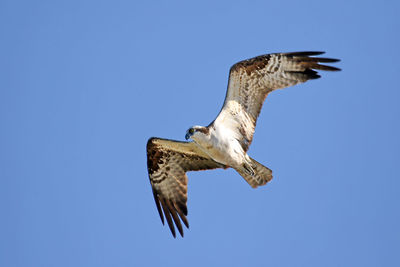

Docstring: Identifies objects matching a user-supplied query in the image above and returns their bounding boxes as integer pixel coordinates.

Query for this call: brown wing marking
[147,137,223,237]
[215,51,340,152]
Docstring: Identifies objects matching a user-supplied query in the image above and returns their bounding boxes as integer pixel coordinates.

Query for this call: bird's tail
[235,157,273,188]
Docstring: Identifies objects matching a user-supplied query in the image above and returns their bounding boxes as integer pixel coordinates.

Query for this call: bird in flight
[146,51,340,237]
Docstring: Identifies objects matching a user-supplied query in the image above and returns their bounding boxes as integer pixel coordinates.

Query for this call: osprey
[146,51,340,237]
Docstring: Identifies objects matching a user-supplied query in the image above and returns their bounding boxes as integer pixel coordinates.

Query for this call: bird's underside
[146,51,340,237]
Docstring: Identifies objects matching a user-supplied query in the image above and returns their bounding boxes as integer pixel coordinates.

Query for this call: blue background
[1,1,399,266]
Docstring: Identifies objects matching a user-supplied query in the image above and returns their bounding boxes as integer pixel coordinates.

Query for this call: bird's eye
[189,128,195,134]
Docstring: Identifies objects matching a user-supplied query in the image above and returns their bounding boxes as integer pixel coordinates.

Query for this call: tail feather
[235,157,273,188]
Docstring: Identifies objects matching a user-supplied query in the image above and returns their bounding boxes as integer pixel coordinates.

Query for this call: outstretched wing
[212,51,340,151]
[146,137,223,237]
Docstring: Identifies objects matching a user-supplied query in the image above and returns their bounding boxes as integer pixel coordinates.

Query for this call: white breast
[204,125,246,167]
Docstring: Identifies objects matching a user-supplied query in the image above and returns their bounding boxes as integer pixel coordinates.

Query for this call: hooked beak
[185,133,191,140]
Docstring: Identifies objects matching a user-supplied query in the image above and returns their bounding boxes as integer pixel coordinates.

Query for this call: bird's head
[185,126,209,141]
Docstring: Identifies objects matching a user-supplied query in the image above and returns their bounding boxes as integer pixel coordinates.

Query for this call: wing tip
[157,196,189,238]
[286,52,341,71]
[310,64,341,72]
[159,198,177,238]
[230,51,341,76]
[152,190,165,225]
[287,51,341,78]
[283,51,326,56]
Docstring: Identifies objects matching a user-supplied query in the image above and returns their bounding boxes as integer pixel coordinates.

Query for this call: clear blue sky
[1,1,399,266]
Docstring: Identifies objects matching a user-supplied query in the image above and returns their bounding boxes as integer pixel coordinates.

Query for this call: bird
[146,51,340,237]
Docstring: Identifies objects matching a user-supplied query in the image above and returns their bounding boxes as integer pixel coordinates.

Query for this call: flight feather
[146,138,223,237]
